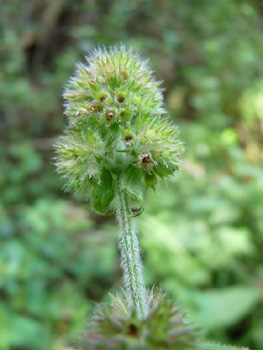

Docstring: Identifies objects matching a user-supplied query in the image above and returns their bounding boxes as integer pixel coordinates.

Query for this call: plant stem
[115,183,149,320]
[199,343,249,350]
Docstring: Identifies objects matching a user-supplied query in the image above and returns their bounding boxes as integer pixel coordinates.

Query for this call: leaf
[0,305,50,349]
[121,166,145,216]
[91,169,114,215]
[191,286,261,329]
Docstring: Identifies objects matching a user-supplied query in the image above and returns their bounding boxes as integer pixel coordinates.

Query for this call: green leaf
[122,166,145,216]
[191,287,261,329]
[0,305,50,349]
[91,169,114,215]
[145,172,158,191]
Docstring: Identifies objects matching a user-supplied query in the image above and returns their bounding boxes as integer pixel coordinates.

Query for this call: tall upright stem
[115,184,149,320]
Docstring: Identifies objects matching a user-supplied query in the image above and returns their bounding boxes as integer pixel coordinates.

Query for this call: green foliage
[0,198,117,349]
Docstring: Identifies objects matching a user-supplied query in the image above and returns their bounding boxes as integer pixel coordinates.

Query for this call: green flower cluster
[78,288,200,350]
[77,288,249,350]
[55,45,184,215]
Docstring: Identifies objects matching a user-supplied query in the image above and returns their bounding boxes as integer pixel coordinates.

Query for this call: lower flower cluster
[76,288,200,350]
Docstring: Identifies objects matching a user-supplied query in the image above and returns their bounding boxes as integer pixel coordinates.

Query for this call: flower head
[55,45,184,215]
[77,288,200,350]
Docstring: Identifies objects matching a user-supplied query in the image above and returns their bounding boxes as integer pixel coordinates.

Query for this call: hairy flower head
[77,288,200,350]
[55,45,184,215]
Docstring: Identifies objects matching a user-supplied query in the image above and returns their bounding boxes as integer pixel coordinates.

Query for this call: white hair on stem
[116,182,149,320]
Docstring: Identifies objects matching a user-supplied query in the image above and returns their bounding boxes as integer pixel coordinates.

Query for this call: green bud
[54,44,184,214]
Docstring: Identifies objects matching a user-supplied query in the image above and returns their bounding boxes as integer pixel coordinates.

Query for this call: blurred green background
[1,0,263,349]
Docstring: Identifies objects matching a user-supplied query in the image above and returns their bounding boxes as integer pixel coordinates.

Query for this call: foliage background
[0,0,263,349]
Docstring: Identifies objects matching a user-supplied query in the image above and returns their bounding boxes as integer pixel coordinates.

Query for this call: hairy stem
[115,183,149,320]
[199,343,249,350]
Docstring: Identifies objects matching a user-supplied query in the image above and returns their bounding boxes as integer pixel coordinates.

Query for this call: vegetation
[1,1,263,349]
